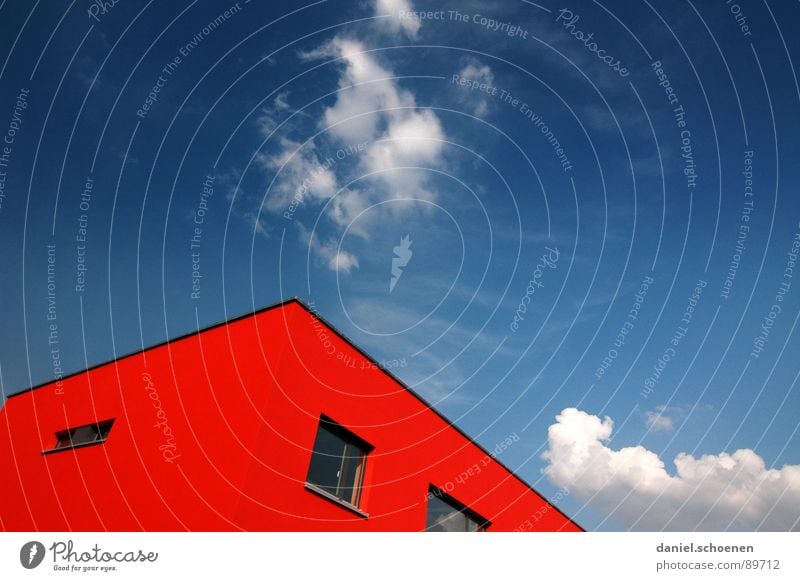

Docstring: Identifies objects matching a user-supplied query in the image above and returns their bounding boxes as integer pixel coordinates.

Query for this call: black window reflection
[307,418,369,507]
[425,488,487,532]
[53,420,114,450]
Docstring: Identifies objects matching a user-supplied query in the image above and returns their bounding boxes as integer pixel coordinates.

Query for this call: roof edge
[5,297,301,400]
[292,299,584,532]
[4,295,583,531]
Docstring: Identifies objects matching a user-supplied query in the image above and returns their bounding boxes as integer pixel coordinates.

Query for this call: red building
[0,298,580,532]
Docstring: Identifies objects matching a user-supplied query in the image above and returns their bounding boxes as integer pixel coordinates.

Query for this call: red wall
[0,300,580,532]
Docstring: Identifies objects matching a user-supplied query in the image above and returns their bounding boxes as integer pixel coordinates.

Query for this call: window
[49,420,114,452]
[425,487,488,531]
[306,416,371,508]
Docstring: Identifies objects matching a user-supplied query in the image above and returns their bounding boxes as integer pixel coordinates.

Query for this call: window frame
[425,485,490,532]
[305,415,372,516]
[43,419,115,455]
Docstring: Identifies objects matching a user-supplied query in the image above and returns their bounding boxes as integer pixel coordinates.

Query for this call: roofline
[5,297,299,400]
[5,295,583,531]
[294,299,584,532]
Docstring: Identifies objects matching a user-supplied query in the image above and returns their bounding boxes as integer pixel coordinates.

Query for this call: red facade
[0,299,580,532]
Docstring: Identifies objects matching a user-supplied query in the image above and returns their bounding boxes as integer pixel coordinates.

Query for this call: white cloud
[256,91,294,137]
[363,107,444,202]
[373,0,421,38]
[322,38,445,195]
[256,137,339,213]
[304,37,414,144]
[328,188,370,235]
[307,37,446,190]
[299,225,359,273]
[542,408,800,531]
[301,36,447,243]
[455,61,494,117]
[273,90,291,111]
[253,35,448,269]
[645,405,674,432]
[368,108,444,169]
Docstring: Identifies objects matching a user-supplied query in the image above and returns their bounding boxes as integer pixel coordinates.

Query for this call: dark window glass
[53,420,114,450]
[55,432,73,449]
[307,418,369,507]
[307,424,348,495]
[426,488,487,532]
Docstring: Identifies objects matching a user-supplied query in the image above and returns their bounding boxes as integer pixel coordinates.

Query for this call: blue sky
[1,0,799,531]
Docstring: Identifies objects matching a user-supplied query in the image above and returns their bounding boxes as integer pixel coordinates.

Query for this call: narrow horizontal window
[426,486,489,532]
[45,419,114,454]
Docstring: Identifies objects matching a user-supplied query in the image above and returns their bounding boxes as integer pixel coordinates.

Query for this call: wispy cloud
[644,407,674,432]
[255,137,339,213]
[454,60,495,117]
[643,404,695,432]
[298,224,359,273]
[274,31,448,270]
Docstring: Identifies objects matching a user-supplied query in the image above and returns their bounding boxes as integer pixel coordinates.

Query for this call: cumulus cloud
[373,0,421,38]
[455,61,495,117]
[543,408,800,531]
